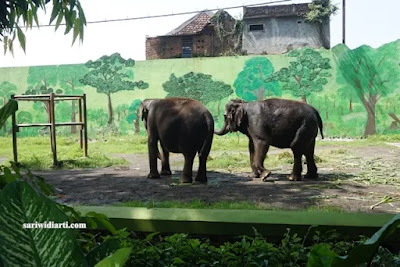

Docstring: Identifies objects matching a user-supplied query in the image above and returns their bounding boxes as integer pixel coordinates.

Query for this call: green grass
[0,137,127,170]
[113,199,346,213]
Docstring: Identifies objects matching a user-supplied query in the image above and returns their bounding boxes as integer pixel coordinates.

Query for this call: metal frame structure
[11,93,88,166]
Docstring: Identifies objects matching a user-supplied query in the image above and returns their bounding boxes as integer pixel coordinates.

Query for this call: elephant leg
[181,152,195,183]
[160,143,172,176]
[195,138,212,183]
[248,138,257,175]
[289,150,303,181]
[147,136,160,179]
[253,141,271,178]
[304,139,318,179]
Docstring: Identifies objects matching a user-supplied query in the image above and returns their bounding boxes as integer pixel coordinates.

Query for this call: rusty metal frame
[11,93,88,166]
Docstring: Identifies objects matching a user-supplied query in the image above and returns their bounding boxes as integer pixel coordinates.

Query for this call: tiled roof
[166,11,214,36]
[243,3,310,19]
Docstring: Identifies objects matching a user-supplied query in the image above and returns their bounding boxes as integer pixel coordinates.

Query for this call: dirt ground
[38,141,400,213]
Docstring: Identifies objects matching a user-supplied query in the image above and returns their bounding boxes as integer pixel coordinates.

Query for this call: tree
[270,48,332,103]
[338,85,358,113]
[126,100,142,134]
[0,81,17,131]
[333,42,400,136]
[163,72,233,116]
[234,57,281,101]
[0,0,86,54]
[57,64,87,133]
[304,0,338,49]
[24,66,62,120]
[17,111,33,124]
[115,104,129,121]
[80,53,149,125]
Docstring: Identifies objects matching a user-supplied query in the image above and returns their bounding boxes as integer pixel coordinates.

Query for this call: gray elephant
[215,98,324,181]
[140,98,214,183]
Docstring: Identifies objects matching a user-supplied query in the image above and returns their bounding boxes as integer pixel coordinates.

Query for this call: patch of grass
[114,199,266,210]
[207,152,250,171]
[0,137,127,170]
[113,199,348,213]
[329,149,349,154]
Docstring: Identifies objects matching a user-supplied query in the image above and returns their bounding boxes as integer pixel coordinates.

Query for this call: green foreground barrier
[75,206,400,241]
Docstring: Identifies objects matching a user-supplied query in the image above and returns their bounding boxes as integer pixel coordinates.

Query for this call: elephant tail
[199,114,214,157]
[316,110,324,139]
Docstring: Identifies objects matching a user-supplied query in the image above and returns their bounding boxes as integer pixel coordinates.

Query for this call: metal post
[11,95,18,164]
[78,98,83,149]
[342,0,346,44]
[49,93,57,165]
[83,94,88,157]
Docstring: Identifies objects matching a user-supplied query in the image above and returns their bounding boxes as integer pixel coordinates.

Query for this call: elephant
[215,98,324,181]
[140,98,214,183]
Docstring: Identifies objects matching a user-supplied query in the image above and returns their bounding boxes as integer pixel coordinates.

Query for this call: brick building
[145,11,236,60]
[242,3,330,54]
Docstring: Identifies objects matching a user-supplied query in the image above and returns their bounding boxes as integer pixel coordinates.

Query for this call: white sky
[0,0,399,67]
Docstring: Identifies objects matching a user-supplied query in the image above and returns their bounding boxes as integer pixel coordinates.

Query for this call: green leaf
[49,1,61,24]
[94,247,132,267]
[307,244,338,267]
[16,26,26,53]
[85,212,117,235]
[0,181,86,266]
[307,213,400,267]
[86,239,123,267]
[72,18,80,45]
[0,99,18,127]
[55,11,64,31]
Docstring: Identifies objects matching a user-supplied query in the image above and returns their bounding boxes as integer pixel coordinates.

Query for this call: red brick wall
[145,26,237,59]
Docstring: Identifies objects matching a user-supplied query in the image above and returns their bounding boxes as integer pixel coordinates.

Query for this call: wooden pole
[78,98,83,149]
[11,95,18,164]
[49,93,58,166]
[83,94,88,157]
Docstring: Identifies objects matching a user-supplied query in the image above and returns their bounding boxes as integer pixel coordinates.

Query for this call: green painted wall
[0,41,399,138]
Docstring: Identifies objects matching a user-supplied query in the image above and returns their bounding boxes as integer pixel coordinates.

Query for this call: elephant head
[215,99,247,135]
[140,99,156,131]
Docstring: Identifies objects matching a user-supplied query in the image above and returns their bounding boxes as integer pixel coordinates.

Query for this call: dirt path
[39,143,400,213]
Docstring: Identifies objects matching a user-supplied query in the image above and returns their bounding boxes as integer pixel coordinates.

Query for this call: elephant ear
[140,99,153,121]
[235,104,245,127]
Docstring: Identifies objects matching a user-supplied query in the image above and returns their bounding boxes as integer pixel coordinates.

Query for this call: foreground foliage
[0,164,400,266]
[0,0,86,54]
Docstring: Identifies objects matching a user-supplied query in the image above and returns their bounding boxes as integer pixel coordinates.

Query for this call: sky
[0,0,399,68]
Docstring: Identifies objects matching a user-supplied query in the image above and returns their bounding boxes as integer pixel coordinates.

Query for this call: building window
[249,24,264,31]
[182,36,193,58]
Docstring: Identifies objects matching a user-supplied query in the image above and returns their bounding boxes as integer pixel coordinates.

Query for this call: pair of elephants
[140,97,324,183]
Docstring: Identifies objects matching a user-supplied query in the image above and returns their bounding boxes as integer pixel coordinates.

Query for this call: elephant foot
[253,169,271,179]
[180,175,193,184]
[288,173,302,181]
[304,172,319,180]
[161,170,172,176]
[147,172,160,179]
[194,175,207,184]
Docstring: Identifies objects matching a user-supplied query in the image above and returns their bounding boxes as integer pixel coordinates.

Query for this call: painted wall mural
[0,40,399,138]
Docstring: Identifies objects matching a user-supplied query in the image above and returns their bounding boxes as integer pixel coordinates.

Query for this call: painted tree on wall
[0,81,17,132]
[270,48,332,103]
[25,66,63,119]
[234,57,280,101]
[57,64,87,133]
[333,42,400,136]
[163,72,233,116]
[79,53,149,125]
[17,111,33,124]
[115,104,129,121]
[126,100,142,134]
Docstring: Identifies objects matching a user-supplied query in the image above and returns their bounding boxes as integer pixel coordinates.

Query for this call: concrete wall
[242,16,330,55]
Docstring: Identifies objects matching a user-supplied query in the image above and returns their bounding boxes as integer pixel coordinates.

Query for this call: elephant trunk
[214,119,230,135]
